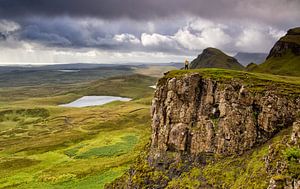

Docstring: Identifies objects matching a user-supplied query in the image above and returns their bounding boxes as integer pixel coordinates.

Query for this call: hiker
[184,59,189,70]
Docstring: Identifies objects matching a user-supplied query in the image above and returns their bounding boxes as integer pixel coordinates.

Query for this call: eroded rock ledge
[150,73,300,162]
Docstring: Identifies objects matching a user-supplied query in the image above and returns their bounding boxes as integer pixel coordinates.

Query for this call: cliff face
[150,73,300,161]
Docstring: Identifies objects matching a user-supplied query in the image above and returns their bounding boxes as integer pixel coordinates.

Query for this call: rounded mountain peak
[190,47,244,70]
[202,47,224,55]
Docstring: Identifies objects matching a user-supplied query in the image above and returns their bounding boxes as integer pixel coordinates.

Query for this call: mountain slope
[190,47,244,70]
[234,52,268,66]
[253,27,300,76]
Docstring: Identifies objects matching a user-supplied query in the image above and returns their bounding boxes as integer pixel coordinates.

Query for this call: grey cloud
[20,25,72,46]
[0,32,6,40]
[0,0,299,57]
[1,16,288,55]
[5,17,185,52]
[0,0,299,28]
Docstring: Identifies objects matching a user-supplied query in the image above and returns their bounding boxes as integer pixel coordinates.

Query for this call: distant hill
[190,47,244,70]
[253,27,300,76]
[246,62,258,71]
[234,52,268,66]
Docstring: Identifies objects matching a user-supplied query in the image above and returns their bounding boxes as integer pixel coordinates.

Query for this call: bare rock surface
[150,73,300,163]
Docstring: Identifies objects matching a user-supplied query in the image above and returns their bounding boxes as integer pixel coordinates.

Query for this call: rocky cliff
[150,72,300,160]
[107,69,300,189]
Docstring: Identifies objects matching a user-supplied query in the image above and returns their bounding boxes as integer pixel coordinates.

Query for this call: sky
[0,0,299,64]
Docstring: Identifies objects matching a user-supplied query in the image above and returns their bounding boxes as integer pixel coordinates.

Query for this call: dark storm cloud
[0,0,299,27]
[3,18,142,52]
[0,0,299,59]
[0,0,225,19]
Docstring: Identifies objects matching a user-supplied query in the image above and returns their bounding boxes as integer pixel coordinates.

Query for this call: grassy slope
[253,51,300,76]
[253,27,300,77]
[166,127,299,189]
[0,68,158,189]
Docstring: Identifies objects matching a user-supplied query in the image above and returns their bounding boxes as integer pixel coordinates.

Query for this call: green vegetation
[113,127,299,189]
[253,50,300,76]
[0,66,159,189]
[166,168,202,188]
[161,68,300,95]
[251,27,300,76]
[246,62,258,71]
[283,147,300,179]
[2,64,299,188]
[75,135,139,159]
[283,147,300,161]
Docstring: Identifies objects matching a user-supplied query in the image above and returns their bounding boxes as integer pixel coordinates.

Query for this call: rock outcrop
[150,73,300,162]
[106,70,300,189]
[190,47,244,70]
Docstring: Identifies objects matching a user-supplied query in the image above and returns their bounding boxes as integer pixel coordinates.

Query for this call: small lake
[58,70,80,73]
[59,96,132,108]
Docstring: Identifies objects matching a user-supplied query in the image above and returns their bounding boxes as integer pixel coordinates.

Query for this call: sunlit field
[0,65,166,188]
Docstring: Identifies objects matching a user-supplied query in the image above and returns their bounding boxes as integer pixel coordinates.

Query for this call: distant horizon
[0,49,271,65]
[0,61,184,66]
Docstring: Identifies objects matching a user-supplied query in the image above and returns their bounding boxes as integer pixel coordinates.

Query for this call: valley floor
[0,66,160,189]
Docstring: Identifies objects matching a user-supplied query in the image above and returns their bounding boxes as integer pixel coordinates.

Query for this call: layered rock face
[150,74,300,161]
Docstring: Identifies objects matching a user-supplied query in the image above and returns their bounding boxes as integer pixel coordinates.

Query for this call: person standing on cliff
[184,59,189,70]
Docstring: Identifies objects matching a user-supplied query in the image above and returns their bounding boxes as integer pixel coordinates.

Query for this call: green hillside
[253,27,300,76]
[254,51,300,76]
[190,47,244,70]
